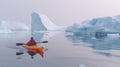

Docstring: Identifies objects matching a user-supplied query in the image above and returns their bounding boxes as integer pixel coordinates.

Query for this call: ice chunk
[79,64,86,67]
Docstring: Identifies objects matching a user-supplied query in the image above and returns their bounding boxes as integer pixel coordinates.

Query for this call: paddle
[37,41,48,43]
[16,52,24,55]
[16,41,48,46]
[16,43,24,46]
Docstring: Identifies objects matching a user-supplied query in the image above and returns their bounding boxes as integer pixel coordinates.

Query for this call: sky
[0,0,120,26]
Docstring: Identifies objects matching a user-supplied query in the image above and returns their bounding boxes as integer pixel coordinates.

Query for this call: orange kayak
[22,45,44,58]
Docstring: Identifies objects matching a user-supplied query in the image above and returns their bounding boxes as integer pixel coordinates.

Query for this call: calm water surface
[0,31,120,67]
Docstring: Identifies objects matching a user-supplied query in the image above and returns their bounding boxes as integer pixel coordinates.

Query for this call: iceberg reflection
[65,31,120,57]
[65,32,120,50]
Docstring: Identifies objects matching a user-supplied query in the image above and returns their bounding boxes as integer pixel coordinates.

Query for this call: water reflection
[2,31,120,67]
[32,32,45,43]
[65,32,120,57]
[94,51,120,58]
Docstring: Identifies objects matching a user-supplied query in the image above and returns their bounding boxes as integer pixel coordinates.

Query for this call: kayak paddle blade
[42,41,48,43]
[16,52,24,55]
[16,43,24,46]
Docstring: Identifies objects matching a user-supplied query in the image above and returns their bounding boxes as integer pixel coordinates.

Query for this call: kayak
[16,41,48,58]
[22,45,44,58]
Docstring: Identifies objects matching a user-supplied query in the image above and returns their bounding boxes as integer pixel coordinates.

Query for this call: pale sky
[0,0,120,26]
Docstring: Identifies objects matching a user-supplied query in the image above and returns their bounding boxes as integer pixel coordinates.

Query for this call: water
[0,31,120,67]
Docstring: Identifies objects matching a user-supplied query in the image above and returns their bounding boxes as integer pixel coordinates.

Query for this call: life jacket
[26,40,37,46]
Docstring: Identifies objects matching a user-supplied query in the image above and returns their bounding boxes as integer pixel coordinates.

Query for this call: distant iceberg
[65,15,120,38]
[0,21,29,33]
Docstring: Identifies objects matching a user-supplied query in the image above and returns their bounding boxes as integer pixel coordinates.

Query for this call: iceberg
[0,21,29,33]
[8,21,29,31]
[31,12,61,32]
[0,21,12,33]
[65,15,120,38]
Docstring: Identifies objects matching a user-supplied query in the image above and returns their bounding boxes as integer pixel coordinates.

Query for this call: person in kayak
[16,37,45,59]
[25,37,37,59]
[26,37,37,46]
